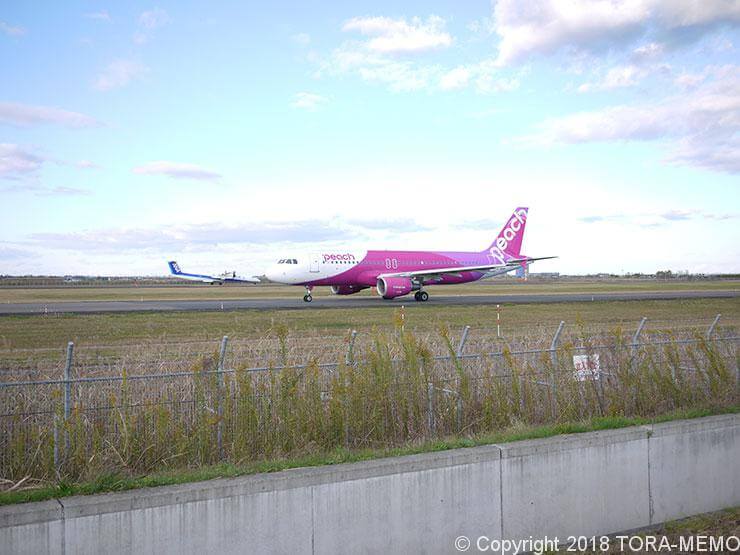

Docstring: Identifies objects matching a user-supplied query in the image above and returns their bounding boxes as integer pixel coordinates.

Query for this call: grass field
[0,278,738,303]
[0,288,736,504]
[0,297,736,351]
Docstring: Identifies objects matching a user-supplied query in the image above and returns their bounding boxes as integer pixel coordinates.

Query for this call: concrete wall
[1,414,738,555]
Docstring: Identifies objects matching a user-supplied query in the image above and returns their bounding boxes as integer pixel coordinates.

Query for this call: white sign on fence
[573,354,600,381]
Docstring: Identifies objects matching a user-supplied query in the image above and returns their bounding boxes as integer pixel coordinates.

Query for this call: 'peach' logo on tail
[489,208,527,263]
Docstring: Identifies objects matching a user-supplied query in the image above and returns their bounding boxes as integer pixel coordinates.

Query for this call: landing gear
[414,290,429,302]
[303,286,313,303]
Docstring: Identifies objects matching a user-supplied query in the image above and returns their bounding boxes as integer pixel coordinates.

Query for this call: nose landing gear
[303,285,313,303]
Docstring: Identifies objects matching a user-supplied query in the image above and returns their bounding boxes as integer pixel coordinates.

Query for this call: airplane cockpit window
[291,259,298,264]
[278,259,285,264]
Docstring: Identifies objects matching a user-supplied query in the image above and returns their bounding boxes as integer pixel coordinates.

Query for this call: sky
[1,1,739,277]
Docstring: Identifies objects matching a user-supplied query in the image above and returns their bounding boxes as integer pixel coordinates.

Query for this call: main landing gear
[414,290,429,302]
[303,286,313,303]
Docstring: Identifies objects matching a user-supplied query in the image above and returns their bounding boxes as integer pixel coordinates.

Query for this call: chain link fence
[1,315,737,483]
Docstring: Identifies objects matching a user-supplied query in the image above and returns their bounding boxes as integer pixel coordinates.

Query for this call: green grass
[2,406,735,506]
[0,278,738,303]
[554,505,740,554]
[661,506,740,535]
[1,297,737,350]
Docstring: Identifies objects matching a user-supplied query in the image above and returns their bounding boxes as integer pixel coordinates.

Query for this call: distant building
[531,272,560,279]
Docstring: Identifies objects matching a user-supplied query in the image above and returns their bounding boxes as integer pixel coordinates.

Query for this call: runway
[0,290,737,315]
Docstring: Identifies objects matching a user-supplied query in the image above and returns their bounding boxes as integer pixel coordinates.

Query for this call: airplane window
[292,259,297,264]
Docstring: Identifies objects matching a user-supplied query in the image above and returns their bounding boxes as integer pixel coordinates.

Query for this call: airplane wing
[220,272,261,284]
[379,256,557,282]
[167,261,260,284]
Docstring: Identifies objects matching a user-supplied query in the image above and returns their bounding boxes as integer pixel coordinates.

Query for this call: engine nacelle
[376,276,418,299]
[330,285,368,295]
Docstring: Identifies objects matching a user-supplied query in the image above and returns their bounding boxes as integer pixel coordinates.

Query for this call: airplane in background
[265,206,556,302]
[167,261,260,285]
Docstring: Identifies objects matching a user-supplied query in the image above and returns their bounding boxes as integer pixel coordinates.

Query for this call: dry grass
[1,317,736,485]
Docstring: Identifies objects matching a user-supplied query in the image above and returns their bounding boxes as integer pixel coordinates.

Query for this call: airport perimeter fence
[0,315,737,483]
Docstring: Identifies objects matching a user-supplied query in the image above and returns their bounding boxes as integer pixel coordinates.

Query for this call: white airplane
[167,261,259,285]
[264,206,556,302]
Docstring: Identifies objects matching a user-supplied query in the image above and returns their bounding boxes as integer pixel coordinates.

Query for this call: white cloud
[492,0,740,66]
[139,8,168,29]
[0,102,100,128]
[320,15,523,94]
[84,11,110,21]
[655,0,740,27]
[133,161,222,181]
[291,92,328,110]
[134,8,169,44]
[93,60,147,91]
[342,15,452,54]
[439,67,471,90]
[40,186,92,197]
[322,45,439,91]
[578,64,646,92]
[0,144,45,180]
[324,41,520,94]
[476,73,520,93]
[0,21,25,36]
[525,65,740,173]
[440,59,520,93]
[27,220,365,253]
[631,41,665,61]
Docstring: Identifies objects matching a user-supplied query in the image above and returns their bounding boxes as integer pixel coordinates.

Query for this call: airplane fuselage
[266,249,501,288]
[265,250,512,294]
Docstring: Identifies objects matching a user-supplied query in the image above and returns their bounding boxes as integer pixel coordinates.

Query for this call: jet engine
[330,285,368,295]
[376,276,418,299]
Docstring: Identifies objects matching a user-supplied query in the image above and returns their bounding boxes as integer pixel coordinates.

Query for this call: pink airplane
[264,207,555,302]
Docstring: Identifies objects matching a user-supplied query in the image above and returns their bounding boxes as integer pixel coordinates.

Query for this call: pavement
[0,289,737,315]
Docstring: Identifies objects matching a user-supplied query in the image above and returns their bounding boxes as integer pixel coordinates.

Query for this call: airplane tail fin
[168,261,182,275]
[484,207,528,262]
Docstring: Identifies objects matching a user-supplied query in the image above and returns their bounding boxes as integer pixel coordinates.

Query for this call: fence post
[632,317,647,347]
[217,335,228,460]
[631,317,647,374]
[706,314,721,340]
[549,322,564,419]
[456,326,470,357]
[346,330,357,365]
[63,341,74,456]
[427,382,435,437]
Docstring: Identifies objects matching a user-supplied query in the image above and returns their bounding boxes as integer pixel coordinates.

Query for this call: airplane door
[310,253,320,273]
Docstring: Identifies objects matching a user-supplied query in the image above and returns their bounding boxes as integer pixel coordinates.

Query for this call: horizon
[2,2,739,277]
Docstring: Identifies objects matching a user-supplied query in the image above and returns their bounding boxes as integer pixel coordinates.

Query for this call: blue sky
[1,1,739,276]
